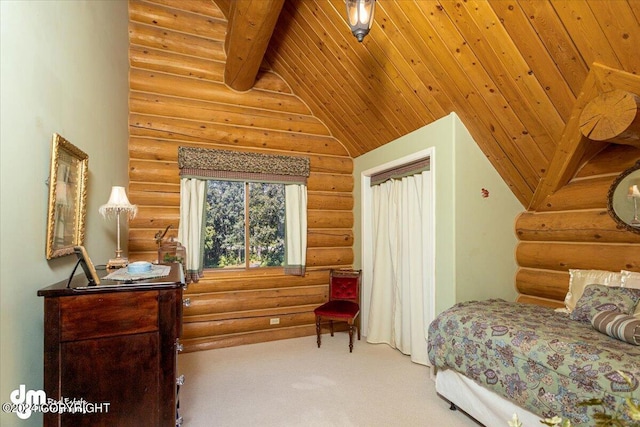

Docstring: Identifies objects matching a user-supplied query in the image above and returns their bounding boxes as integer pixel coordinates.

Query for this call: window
[178,146,309,280]
[203,180,285,269]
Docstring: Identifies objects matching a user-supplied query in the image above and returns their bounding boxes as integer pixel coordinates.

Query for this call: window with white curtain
[177,147,309,281]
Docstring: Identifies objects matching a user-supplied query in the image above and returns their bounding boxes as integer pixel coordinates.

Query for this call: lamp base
[107,257,129,269]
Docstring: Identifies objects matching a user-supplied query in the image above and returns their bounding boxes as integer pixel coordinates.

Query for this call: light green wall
[353,113,523,318]
[452,115,524,303]
[0,2,129,425]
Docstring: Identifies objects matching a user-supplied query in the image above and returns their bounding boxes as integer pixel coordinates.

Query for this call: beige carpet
[177,334,482,426]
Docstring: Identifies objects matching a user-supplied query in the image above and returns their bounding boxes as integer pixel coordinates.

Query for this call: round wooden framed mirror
[608,160,640,234]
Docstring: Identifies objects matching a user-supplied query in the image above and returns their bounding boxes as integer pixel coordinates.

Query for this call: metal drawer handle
[183,298,191,307]
[176,375,185,386]
[176,340,184,353]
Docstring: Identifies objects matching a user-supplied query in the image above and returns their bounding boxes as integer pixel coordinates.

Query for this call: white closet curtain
[366,170,432,365]
[284,184,307,276]
[178,177,206,283]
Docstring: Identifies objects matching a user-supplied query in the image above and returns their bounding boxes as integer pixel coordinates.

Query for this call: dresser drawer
[60,291,159,341]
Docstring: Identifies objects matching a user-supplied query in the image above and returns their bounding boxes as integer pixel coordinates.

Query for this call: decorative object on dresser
[99,186,137,269]
[158,236,186,266]
[70,245,101,287]
[45,133,89,260]
[38,263,186,427]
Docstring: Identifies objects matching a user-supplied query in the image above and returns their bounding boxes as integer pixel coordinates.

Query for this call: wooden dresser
[38,263,185,427]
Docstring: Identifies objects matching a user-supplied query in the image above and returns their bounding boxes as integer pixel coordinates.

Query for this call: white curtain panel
[178,178,206,282]
[367,171,432,365]
[284,184,307,276]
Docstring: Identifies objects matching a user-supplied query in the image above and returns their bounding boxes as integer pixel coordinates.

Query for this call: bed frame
[432,368,541,426]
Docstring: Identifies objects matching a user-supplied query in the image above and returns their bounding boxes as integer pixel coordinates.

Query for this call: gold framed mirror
[46,134,89,259]
[607,160,640,235]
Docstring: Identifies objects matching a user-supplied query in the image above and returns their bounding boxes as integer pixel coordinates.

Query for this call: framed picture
[73,246,100,286]
[45,133,89,259]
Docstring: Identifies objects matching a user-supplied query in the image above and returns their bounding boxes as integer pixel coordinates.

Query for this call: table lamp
[99,186,137,268]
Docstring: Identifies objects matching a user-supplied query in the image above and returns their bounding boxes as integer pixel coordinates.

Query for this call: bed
[427,296,640,425]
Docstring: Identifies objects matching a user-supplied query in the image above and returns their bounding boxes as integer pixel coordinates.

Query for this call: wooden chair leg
[348,324,354,352]
[329,320,334,336]
[315,316,321,348]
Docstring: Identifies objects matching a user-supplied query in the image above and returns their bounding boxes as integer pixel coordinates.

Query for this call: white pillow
[565,269,623,312]
[621,270,640,289]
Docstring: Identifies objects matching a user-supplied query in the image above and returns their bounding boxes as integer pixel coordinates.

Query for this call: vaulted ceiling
[174,0,640,206]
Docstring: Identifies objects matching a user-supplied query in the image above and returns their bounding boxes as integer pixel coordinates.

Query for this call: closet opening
[360,148,435,365]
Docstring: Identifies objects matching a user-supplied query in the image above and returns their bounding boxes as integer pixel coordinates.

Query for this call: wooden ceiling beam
[528,64,640,210]
[224,0,284,92]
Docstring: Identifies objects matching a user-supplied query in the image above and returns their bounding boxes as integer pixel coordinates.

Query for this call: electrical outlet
[270,318,280,325]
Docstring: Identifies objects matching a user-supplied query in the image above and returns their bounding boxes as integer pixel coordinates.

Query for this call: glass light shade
[346,0,375,42]
[628,184,640,199]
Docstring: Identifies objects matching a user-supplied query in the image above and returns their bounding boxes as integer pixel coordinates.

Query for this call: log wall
[515,144,640,308]
[128,0,353,352]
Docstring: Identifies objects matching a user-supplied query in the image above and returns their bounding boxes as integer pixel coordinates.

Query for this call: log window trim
[178,146,310,184]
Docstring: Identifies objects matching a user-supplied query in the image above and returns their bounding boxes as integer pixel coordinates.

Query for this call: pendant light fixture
[346,0,375,42]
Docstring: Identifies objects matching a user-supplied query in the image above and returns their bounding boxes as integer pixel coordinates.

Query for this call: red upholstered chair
[314,269,362,352]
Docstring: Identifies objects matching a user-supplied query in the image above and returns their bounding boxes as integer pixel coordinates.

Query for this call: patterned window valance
[178,147,310,184]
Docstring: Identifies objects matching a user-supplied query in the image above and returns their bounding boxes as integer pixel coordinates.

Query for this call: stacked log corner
[579,89,640,148]
[515,144,640,307]
[128,0,353,352]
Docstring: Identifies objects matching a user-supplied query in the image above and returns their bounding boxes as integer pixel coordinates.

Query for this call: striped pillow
[592,310,640,345]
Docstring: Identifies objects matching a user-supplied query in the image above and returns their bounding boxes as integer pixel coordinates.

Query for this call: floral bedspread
[427,299,640,424]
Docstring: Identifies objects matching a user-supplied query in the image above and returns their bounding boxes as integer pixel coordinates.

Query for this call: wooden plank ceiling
[213,0,640,206]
